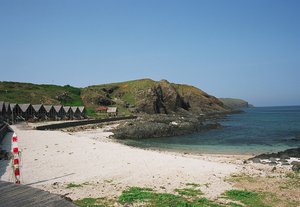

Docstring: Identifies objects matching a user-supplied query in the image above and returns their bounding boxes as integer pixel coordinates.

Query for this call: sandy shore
[0,122,290,201]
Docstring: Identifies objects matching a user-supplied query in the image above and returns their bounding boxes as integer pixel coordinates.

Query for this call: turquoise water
[120,106,300,155]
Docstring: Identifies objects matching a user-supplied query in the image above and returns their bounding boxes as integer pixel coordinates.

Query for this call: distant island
[219,98,254,109]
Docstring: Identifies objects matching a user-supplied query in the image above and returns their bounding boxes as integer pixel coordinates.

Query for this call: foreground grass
[74,186,243,207]
[224,190,269,207]
[226,172,300,207]
[74,181,300,207]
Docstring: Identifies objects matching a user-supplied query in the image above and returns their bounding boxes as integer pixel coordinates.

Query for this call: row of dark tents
[0,101,86,123]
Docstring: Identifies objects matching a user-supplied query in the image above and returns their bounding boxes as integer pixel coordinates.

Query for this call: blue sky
[0,0,299,106]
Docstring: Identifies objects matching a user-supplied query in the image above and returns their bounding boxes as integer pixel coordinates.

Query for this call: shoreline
[0,121,298,204]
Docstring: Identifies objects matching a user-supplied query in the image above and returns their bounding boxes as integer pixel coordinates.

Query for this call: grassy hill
[81,79,157,115]
[81,79,229,115]
[0,81,83,106]
[0,79,230,116]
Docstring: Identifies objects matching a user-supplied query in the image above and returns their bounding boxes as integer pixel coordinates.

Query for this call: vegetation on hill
[0,79,231,116]
[81,79,156,116]
[0,81,83,106]
[81,79,230,116]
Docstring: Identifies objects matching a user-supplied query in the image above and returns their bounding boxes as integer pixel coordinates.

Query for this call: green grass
[117,187,224,207]
[0,81,83,105]
[175,188,203,197]
[66,182,82,188]
[74,197,115,207]
[193,198,225,207]
[74,185,298,207]
[224,190,270,207]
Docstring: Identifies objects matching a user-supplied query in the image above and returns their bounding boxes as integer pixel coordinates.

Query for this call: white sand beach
[0,122,286,201]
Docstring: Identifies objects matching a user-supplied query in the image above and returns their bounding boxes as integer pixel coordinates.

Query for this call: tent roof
[19,104,31,112]
[44,105,54,112]
[53,105,63,112]
[32,104,43,111]
[71,106,78,112]
[78,106,85,112]
[10,103,17,109]
[63,106,71,111]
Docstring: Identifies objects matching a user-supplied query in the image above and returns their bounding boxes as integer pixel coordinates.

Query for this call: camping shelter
[18,104,34,120]
[53,105,66,119]
[32,104,47,120]
[44,105,56,120]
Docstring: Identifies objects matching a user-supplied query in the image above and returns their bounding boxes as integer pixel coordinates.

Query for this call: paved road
[0,180,77,207]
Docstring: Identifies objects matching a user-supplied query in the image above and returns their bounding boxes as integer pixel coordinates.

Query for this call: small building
[96,106,108,114]
[44,105,56,120]
[107,107,118,117]
[18,104,34,120]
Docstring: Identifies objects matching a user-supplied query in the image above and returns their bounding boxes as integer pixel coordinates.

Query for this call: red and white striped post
[12,133,21,184]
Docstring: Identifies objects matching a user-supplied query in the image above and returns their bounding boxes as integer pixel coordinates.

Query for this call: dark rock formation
[248,147,300,167]
[111,114,222,139]
[135,80,229,115]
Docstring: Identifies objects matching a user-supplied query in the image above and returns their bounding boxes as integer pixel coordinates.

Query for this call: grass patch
[193,197,225,207]
[118,186,224,207]
[226,173,256,183]
[175,188,203,197]
[74,197,115,207]
[224,190,270,207]
[66,182,82,188]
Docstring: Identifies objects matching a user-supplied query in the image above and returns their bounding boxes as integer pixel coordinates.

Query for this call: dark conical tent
[63,106,71,118]
[3,102,12,121]
[10,103,22,121]
[71,106,81,118]
[44,105,56,119]
[0,102,4,120]
[32,104,47,119]
[78,106,86,118]
[18,104,34,120]
[53,105,66,119]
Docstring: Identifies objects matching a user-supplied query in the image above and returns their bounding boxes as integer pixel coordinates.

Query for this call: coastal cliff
[81,79,231,115]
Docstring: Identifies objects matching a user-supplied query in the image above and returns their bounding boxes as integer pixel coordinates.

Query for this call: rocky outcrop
[111,114,222,139]
[135,80,230,115]
[248,148,300,170]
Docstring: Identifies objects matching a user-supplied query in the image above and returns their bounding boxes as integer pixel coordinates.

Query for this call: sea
[119,106,300,155]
